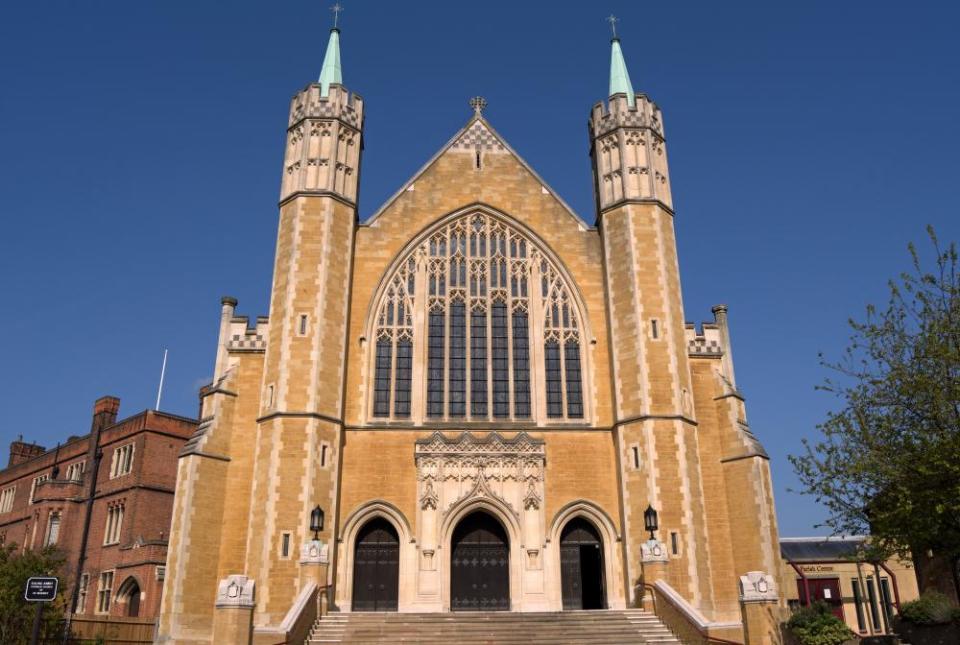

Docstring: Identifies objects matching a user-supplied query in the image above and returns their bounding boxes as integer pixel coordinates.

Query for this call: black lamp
[310,505,325,540]
[643,504,659,541]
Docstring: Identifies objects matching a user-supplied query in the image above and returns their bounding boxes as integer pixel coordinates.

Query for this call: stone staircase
[306,609,684,644]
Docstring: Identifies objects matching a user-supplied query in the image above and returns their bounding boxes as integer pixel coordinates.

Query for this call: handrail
[642,583,744,645]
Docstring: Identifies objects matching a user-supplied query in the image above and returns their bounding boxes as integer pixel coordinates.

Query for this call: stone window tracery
[371,212,587,423]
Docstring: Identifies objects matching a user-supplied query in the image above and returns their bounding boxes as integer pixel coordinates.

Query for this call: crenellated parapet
[589,93,672,211]
[226,315,269,353]
[281,83,364,204]
[685,322,723,357]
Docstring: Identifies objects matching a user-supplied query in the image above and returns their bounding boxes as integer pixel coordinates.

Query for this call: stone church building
[158,23,785,645]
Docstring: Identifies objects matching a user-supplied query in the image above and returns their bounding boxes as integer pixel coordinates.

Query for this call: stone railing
[252,582,326,645]
[643,581,744,645]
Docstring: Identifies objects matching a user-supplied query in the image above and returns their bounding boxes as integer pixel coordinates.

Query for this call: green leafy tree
[0,543,67,645]
[790,228,960,593]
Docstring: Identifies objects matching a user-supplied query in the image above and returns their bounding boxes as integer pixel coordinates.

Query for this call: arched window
[371,212,587,423]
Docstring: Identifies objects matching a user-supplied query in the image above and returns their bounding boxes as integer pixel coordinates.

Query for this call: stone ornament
[738,571,778,602]
[215,574,255,608]
[300,539,330,565]
[640,539,669,563]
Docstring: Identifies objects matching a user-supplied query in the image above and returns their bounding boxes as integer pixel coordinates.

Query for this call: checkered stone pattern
[688,337,722,356]
[451,121,506,153]
[289,96,361,129]
[228,333,267,352]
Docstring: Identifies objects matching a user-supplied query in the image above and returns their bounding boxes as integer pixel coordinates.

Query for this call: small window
[45,511,61,546]
[851,579,867,632]
[66,461,86,482]
[1,486,17,513]
[670,531,679,555]
[631,446,640,470]
[320,444,328,467]
[110,444,135,478]
[30,475,49,504]
[650,319,660,339]
[267,384,275,408]
[77,573,90,614]
[280,532,292,559]
[104,503,124,545]
[97,571,114,614]
[298,314,308,336]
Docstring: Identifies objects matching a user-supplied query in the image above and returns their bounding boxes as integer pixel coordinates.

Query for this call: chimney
[92,396,121,434]
[8,437,47,468]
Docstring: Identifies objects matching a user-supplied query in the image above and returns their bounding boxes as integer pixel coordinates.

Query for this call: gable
[363,117,591,232]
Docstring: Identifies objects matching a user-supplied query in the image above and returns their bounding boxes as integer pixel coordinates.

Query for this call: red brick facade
[0,396,196,620]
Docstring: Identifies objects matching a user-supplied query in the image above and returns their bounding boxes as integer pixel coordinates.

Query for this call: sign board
[24,577,58,602]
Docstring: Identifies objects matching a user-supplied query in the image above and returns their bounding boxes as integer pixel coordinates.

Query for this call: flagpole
[156,349,168,410]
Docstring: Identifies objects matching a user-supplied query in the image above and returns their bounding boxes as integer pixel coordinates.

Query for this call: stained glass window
[372,212,586,423]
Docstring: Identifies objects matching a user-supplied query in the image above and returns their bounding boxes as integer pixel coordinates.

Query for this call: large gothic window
[371,212,586,423]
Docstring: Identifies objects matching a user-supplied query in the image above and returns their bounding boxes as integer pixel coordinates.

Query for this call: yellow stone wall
[159,84,786,644]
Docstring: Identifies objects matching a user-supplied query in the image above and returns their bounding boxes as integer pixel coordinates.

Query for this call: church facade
[158,25,785,644]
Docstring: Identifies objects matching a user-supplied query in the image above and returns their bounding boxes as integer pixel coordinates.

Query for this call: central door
[560,518,605,609]
[352,518,399,611]
[451,511,510,611]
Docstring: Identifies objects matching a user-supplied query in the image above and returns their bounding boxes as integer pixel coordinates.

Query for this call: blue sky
[1,1,957,536]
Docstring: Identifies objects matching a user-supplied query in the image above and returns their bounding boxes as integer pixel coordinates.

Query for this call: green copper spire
[609,37,636,108]
[318,28,342,97]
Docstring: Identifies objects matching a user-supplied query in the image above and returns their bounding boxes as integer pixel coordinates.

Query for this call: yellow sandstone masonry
[159,39,785,644]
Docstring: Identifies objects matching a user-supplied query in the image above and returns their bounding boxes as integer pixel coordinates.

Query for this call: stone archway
[450,511,510,611]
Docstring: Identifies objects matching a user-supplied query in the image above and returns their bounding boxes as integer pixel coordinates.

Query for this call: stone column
[300,540,331,614]
[738,571,782,645]
[212,575,255,645]
[639,539,669,610]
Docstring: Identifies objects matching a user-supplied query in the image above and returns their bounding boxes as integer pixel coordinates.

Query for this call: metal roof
[780,537,867,562]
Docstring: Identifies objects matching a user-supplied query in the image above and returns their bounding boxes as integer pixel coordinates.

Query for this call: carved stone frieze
[414,432,546,525]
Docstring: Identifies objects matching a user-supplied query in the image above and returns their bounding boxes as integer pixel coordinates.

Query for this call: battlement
[226,315,269,353]
[288,83,363,130]
[685,322,723,357]
[589,93,665,141]
[281,83,363,203]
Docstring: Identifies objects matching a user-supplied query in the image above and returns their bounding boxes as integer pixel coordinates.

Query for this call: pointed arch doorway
[352,518,400,611]
[560,518,606,609]
[450,511,510,611]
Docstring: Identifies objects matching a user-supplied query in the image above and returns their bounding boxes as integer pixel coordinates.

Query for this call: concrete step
[306,609,683,644]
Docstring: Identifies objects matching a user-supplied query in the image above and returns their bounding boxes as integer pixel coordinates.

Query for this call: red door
[797,578,845,621]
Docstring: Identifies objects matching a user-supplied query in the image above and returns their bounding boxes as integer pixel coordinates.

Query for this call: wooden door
[352,518,399,611]
[451,512,510,611]
[560,518,605,610]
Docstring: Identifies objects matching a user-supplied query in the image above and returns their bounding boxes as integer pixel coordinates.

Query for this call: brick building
[0,396,196,620]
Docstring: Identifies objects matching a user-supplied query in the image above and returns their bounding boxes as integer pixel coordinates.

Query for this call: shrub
[899,591,960,626]
[787,602,855,645]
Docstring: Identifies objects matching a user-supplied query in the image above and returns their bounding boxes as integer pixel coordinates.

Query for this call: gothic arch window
[370,211,588,424]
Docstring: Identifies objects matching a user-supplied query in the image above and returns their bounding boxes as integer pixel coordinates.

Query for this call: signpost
[24,576,58,645]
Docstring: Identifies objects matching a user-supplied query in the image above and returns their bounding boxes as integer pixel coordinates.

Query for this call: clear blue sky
[1,1,957,536]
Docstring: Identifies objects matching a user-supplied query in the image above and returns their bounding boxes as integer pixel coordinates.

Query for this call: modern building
[780,537,920,639]
[159,22,786,645]
[0,396,196,621]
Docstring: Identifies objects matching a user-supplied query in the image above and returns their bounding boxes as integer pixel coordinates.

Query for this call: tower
[157,25,363,643]
[592,30,712,609]
[246,21,363,625]
[592,29,784,638]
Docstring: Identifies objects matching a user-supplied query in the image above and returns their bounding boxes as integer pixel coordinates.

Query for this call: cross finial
[331,2,343,28]
[469,96,487,117]
[606,14,619,38]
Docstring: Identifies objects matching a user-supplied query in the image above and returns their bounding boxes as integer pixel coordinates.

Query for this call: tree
[790,227,960,599]
[0,543,67,645]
